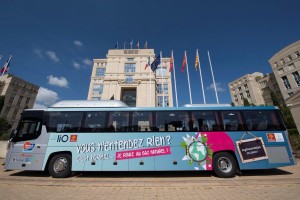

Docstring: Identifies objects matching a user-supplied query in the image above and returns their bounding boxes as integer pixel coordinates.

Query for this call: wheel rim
[217,156,232,173]
[53,157,68,173]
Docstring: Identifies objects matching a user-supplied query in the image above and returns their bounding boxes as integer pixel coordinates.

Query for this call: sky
[1,0,300,108]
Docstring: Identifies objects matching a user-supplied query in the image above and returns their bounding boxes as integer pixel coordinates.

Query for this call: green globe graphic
[188,141,207,162]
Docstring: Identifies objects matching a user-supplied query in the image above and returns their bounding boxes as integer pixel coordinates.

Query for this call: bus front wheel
[213,152,237,178]
[48,154,72,178]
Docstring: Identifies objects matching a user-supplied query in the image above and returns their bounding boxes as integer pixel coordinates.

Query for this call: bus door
[5,111,49,171]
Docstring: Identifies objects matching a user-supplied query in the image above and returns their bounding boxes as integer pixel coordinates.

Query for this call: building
[286,90,300,134]
[269,40,300,100]
[0,74,39,130]
[228,72,283,106]
[87,49,173,107]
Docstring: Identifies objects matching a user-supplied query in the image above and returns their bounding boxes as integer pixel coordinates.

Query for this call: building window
[124,63,136,73]
[280,59,285,65]
[287,55,292,62]
[26,98,30,104]
[92,84,103,95]
[156,66,167,76]
[292,71,300,86]
[96,68,106,76]
[127,58,134,61]
[244,84,248,89]
[234,95,238,102]
[17,96,24,107]
[295,51,300,58]
[5,106,10,115]
[157,84,168,94]
[246,91,251,98]
[240,93,244,100]
[281,76,291,90]
[274,62,278,68]
[8,96,14,105]
[260,80,267,87]
[288,92,294,97]
[157,96,169,107]
[91,97,101,100]
[125,75,133,83]
[238,87,242,91]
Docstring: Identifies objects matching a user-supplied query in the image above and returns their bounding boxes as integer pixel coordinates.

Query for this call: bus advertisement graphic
[236,137,268,163]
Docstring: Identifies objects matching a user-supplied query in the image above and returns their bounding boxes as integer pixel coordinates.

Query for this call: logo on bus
[57,135,77,142]
[23,142,35,152]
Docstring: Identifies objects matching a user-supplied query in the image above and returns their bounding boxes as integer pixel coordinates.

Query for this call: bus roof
[50,100,129,108]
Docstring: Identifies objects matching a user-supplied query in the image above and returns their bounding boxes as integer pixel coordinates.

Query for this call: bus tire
[48,153,72,178]
[213,152,237,178]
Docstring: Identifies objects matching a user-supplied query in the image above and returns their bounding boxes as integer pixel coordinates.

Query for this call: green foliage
[280,105,296,129]
[230,102,235,106]
[0,117,11,140]
[270,91,280,107]
[288,128,299,136]
[289,134,300,151]
[243,98,250,106]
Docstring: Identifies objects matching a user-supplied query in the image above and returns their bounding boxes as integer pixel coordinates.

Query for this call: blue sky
[1,0,300,108]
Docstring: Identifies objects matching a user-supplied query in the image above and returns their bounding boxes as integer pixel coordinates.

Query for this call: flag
[130,39,133,49]
[181,53,186,72]
[151,54,161,72]
[169,54,173,72]
[1,56,12,74]
[144,41,148,49]
[195,50,199,70]
[136,41,139,49]
[114,41,118,49]
[144,56,150,70]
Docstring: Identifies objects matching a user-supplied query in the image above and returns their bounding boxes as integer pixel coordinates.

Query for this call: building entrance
[121,88,137,107]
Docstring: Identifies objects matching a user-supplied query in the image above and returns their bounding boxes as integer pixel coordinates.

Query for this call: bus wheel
[48,154,71,178]
[213,152,237,178]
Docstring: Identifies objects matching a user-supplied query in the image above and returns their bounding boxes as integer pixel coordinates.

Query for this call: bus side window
[221,111,244,131]
[131,111,152,132]
[84,112,106,132]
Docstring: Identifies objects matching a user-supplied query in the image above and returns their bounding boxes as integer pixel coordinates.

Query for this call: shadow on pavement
[7,168,292,178]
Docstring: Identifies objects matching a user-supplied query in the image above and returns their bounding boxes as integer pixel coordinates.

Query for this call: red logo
[267,133,276,142]
[70,135,78,142]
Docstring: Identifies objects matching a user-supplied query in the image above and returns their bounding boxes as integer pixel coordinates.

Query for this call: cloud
[33,87,59,108]
[73,40,83,47]
[206,82,226,92]
[82,58,93,66]
[47,75,69,88]
[73,61,80,69]
[46,51,60,63]
[33,48,43,58]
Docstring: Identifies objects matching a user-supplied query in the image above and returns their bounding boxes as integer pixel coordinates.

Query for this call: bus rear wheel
[48,154,71,178]
[213,152,237,178]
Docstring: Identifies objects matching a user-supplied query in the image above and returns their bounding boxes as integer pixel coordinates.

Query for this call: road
[1,158,299,200]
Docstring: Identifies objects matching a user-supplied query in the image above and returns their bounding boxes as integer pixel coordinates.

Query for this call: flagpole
[160,51,164,107]
[185,51,192,104]
[197,49,206,104]
[0,55,12,81]
[172,50,178,107]
[149,57,152,107]
[207,50,219,104]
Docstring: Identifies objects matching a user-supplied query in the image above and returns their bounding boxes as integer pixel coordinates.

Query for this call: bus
[4,100,296,178]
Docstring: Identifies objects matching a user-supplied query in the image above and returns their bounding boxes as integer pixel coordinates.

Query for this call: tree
[270,91,280,107]
[0,117,11,140]
[243,98,250,106]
